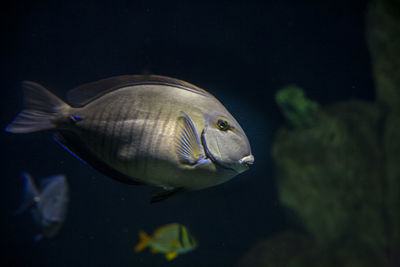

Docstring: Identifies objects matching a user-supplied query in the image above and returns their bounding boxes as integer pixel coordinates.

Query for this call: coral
[236,232,386,267]
[273,100,386,250]
[238,1,400,266]
[275,85,319,128]
[367,0,400,252]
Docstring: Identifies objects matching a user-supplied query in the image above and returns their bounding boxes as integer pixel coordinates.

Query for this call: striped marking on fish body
[122,106,180,183]
[178,225,184,248]
[109,97,131,164]
[151,110,173,176]
[81,99,115,158]
[98,99,118,163]
[141,107,162,178]
[86,108,101,150]
[136,118,150,178]
[125,101,143,163]
[77,96,134,165]
[106,99,145,174]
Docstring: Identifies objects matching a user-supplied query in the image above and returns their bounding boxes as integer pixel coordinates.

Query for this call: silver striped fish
[6,75,254,202]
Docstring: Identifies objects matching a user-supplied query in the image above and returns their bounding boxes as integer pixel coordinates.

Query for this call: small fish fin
[150,248,158,254]
[39,175,66,190]
[150,188,185,204]
[53,132,145,186]
[15,172,40,215]
[170,240,181,247]
[5,81,69,133]
[67,75,212,107]
[165,251,179,261]
[175,112,205,165]
[135,231,151,252]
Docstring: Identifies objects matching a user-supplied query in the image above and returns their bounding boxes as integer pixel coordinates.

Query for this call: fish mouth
[239,155,254,166]
[235,154,254,173]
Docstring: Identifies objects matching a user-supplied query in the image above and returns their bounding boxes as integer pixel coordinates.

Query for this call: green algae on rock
[275,85,319,128]
[273,99,386,250]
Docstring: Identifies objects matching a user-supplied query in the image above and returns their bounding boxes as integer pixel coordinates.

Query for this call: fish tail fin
[134,231,151,252]
[5,81,70,133]
[15,172,40,215]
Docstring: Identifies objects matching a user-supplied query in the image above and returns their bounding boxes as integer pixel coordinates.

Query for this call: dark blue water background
[0,0,373,266]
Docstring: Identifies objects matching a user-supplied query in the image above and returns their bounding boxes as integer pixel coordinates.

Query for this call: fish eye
[217,119,230,131]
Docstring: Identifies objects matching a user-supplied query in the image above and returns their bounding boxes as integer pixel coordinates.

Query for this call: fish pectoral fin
[175,112,205,166]
[150,187,185,204]
[151,248,159,254]
[165,251,179,261]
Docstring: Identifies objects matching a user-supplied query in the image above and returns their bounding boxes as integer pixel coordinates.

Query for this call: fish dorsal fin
[67,75,213,107]
[175,112,206,166]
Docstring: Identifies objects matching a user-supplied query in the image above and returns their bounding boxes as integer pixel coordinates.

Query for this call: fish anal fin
[150,188,185,204]
[53,132,145,186]
[165,251,179,261]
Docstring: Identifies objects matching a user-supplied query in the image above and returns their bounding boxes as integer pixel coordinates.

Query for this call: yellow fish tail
[135,231,151,252]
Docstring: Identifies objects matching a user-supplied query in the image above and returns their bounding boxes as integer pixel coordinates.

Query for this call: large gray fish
[6,75,254,202]
[16,173,68,241]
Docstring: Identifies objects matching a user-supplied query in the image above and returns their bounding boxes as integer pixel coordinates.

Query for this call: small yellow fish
[135,223,197,261]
